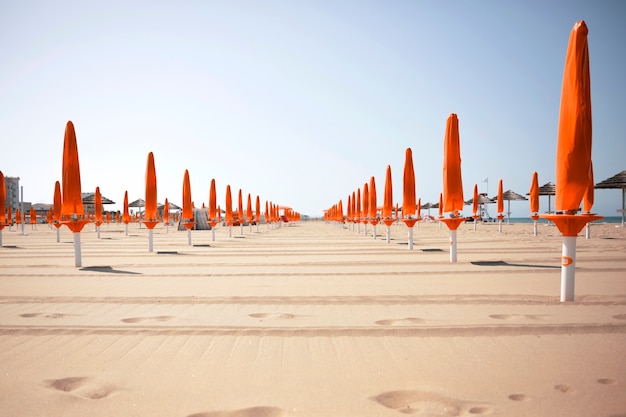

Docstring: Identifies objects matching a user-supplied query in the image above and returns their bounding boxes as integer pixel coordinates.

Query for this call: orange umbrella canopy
[237,189,244,220]
[555,20,592,213]
[61,121,84,216]
[255,195,261,222]
[383,165,393,218]
[369,177,377,219]
[209,179,217,220]
[122,191,130,223]
[95,187,103,222]
[53,181,62,222]
[362,183,369,219]
[497,179,504,214]
[442,114,464,214]
[472,184,479,217]
[438,193,444,218]
[246,194,252,222]
[182,170,193,220]
[144,152,157,220]
[356,189,361,221]
[530,172,539,214]
[163,198,170,223]
[225,185,233,222]
[30,207,36,224]
[402,148,416,218]
[0,171,5,224]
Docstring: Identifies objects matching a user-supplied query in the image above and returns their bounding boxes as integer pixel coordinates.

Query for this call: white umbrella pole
[240,224,243,235]
[188,229,192,245]
[357,223,361,234]
[212,228,216,241]
[498,220,503,233]
[560,236,577,302]
[148,229,154,252]
[407,227,414,250]
[386,226,391,243]
[449,230,458,263]
[73,232,82,267]
[533,220,538,237]
[363,224,367,236]
[56,228,60,243]
[125,224,129,236]
[228,226,232,237]
[97,225,101,239]
[372,225,377,240]
[585,223,590,239]
[473,220,477,231]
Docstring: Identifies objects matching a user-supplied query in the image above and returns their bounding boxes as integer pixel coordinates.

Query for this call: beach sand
[0,219,625,416]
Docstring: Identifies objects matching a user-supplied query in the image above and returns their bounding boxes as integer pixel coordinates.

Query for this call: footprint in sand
[508,394,531,402]
[19,313,80,319]
[187,406,286,417]
[612,314,626,320]
[372,389,493,415]
[121,315,174,324]
[43,376,117,400]
[489,314,549,321]
[249,313,302,320]
[375,317,427,326]
[597,378,617,385]
[554,384,576,394]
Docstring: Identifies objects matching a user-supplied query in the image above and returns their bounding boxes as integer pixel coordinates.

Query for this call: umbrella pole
[407,227,414,250]
[533,220,538,236]
[473,220,477,231]
[386,226,391,243]
[449,230,458,263]
[372,225,377,240]
[228,226,232,238]
[97,225,101,239]
[73,232,82,268]
[56,228,60,243]
[148,229,154,252]
[212,228,216,241]
[560,236,577,302]
[188,229,192,246]
[585,223,590,239]
[498,220,503,233]
[125,224,129,236]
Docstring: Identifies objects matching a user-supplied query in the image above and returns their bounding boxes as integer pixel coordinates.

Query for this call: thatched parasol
[537,182,556,214]
[500,190,528,223]
[595,170,626,226]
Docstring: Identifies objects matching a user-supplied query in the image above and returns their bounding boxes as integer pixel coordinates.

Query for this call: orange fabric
[53,181,62,221]
[61,121,84,216]
[402,148,416,218]
[442,114,463,213]
[416,198,421,219]
[583,161,594,212]
[0,171,6,224]
[209,179,217,219]
[438,193,443,218]
[356,189,361,222]
[16,209,21,224]
[472,184,479,217]
[122,191,130,223]
[95,187,103,222]
[529,172,539,214]
[362,184,369,221]
[369,177,377,220]
[237,189,243,221]
[144,152,157,220]
[225,185,233,222]
[182,170,193,220]
[163,198,170,223]
[497,179,504,214]
[383,166,393,219]
[246,194,252,222]
[555,20,592,212]
[255,195,261,223]
[30,207,36,224]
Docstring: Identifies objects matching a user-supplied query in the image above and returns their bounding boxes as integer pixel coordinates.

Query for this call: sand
[0,219,625,417]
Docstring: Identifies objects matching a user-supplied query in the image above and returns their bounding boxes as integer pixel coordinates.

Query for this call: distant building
[4,176,21,211]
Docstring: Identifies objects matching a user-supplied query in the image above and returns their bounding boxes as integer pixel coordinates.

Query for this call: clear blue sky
[1,1,625,218]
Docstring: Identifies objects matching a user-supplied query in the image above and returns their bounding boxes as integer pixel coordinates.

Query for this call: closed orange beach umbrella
[356,189,361,224]
[402,148,416,220]
[225,185,233,224]
[472,184,479,218]
[442,113,463,214]
[163,198,170,225]
[362,183,369,226]
[246,193,252,223]
[61,121,84,217]
[555,20,592,213]
[122,191,130,224]
[144,152,157,221]
[530,172,539,215]
[255,195,261,230]
[368,176,377,222]
[30,207,36,225]
[438,193,443,219]
[95,186,103,224]
[497,179,504,216]
[209,179,217,220]
[383,166,393,220]
[182,170,193,221]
